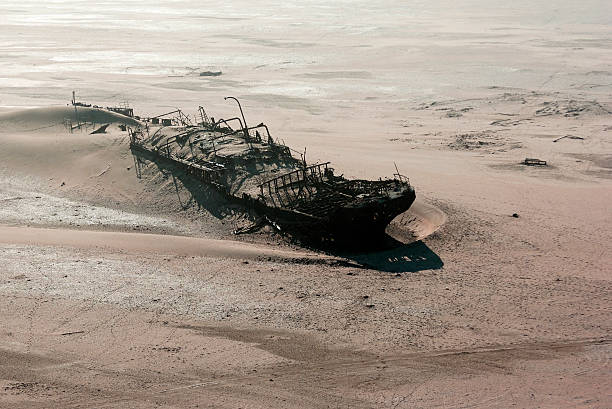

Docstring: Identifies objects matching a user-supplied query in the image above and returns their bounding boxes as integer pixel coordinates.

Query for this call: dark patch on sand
[535,99,611,117]
[175,324,364,363]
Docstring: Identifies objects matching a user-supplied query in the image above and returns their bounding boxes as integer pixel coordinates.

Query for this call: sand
[1,2,611,408]
[0,226,336,263]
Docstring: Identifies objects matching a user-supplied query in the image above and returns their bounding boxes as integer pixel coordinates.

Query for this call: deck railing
[257,163,331,207]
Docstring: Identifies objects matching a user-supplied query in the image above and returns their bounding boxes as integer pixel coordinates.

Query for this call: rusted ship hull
[268,190,415,243]
[327,189,416,240]
[126,100,416,245]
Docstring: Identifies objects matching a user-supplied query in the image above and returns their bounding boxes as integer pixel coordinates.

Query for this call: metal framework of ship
[127,100,416,244]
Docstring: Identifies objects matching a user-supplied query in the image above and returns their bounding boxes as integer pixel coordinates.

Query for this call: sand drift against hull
[124,99,416,245]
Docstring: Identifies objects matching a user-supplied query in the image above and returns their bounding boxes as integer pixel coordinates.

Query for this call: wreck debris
[107,106,134,118]
[72,91,134,117]
[148,109,192,127]
[523,158,547,166]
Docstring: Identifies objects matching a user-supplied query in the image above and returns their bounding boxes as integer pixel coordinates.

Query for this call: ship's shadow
[132,149,254,220]
[330,236,444,273]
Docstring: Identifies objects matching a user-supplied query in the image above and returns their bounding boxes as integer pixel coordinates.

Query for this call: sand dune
[387,200,446,243]
[0,109,238,239]
[0,106,140,133]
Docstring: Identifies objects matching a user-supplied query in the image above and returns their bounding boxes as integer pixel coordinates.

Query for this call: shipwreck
[126,98,416,245]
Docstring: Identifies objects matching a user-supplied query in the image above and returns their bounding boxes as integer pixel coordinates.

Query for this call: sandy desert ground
[1,1,611,408]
